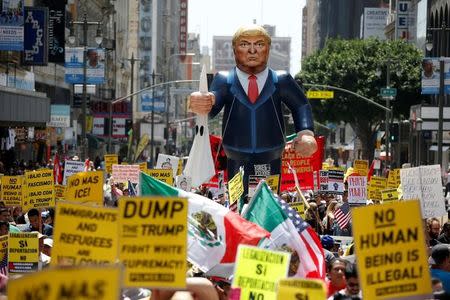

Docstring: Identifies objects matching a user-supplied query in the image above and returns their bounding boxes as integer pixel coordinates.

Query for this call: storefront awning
[0,85,50,125]
[429,145,450,152]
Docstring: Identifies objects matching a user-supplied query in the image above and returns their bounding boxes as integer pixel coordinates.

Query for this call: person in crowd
[23,208,53,237]
[430,244,450,294]
[305,202,323,234]
[329,263,362,300]
[42,208,55,228]
[189,24,316,197]
[321,235,337,270]
[428,217,442,247]
[0,208,20,233]
[438,222,450,244]
[323,200,338,235]
[0,221,8,236]
[326,258,349,298]
[42,238,53,257]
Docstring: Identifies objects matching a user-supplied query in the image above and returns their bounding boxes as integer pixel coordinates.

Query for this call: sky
[188,0,307,74]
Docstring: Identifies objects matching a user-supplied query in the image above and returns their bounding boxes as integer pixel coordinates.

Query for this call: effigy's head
[232,24,271,48]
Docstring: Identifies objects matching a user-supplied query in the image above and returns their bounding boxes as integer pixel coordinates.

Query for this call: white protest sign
[156,154,180,178]
[63,160,85,185]
[347,176,367,204]
[112,164,140,184]
[175,175,192,192]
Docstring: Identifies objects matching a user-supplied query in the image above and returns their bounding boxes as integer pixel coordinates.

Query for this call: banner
[352,201,432,299]
[112,164,140,184]
[277,278,326,300]
[65,47,105,84]
[23,169,54,210]
[1,176,22,207]
[42,0,66,63]
[63,160,85,185]
[347,176,367,205]
[0,0,24,51]
[280,136,324,191]
[22,7,48,65]
[8,232,39,273]
[119,197,188,288]
[232,245,290,300]
[8,265,121,300]
[400,165,447,218]
[52,201,118,266]
[144,169,174,186]
[104,154,118,174]
[65,171,103,204]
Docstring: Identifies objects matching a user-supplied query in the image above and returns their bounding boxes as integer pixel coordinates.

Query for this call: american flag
[278,198,326,279]
[335,202,351,229]
[128,180,137,196]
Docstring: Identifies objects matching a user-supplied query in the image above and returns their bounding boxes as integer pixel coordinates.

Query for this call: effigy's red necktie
[248,74,259,103]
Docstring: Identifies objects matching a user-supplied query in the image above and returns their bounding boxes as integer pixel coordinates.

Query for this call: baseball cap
[321,235,335,249]
[43,238,53,248]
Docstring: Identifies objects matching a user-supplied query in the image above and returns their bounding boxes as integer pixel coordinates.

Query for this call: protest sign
[63,160,85,185]
[387,168,400,188]
[175,175,192,192]
[1,176,23,206]
[8,265,121,300]
[352,201,432,299]
[354,159,369,176]
[319,170,329,193]
[104,154,118,174]
[112,164,140,184]
[119,196,188,288]
[156,154,180,178]
[139,162,147,172]
[347,176,367,205]
[8,232,39,273]
[54,184,65,200]
[23,169,54,210]
[276,278,326,300]
[233,245,290,300]
[289,202,305,218]
[400,165,446,218]
[65,171,103,204]
[266,174,280,194]
[0,235,7,272]
[381,188,399,203]
[328,169,344,195]
[52,201,118,266]
[367,176,387,201]
[144,169,174,186]
[228,170,244,205]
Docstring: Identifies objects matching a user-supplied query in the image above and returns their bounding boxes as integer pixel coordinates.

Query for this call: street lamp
[69,13,103,161]
[426,22,450,171]
[164,53,195,153]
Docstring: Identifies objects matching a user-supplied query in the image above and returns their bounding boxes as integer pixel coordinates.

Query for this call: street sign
[380,87,397,97]
[306,90,334,99]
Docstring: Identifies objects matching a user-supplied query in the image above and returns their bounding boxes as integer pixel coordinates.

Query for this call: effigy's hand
[189,91,215,115]
[293,132,317,157]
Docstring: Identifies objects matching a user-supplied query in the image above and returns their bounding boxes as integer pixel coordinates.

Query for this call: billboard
[0,0,24,50]
[65,47,105,84]
[363,8,388,40]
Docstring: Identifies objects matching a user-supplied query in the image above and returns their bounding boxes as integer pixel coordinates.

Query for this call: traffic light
[389,123,399,142]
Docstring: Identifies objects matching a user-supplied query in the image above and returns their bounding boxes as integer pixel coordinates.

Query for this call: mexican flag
[140,172,270,277]
[242,181,326,279]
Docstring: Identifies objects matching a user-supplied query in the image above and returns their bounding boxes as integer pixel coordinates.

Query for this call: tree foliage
[297,38,423,159]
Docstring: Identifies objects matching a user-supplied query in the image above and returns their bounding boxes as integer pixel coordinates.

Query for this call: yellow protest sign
[354,160,369,176]
[289,202,305,219]
[266,174,280,194]
[139,162,147,172]
[65,171,104,204]
[104,154,118,174]
[54,185,65,200]
[233,245,290,300]
[119,197,187,288]
[228,171,244,205]
[387,169,400,188]
[352,201,432,299]
[368,176,387,201]
[321,162,330,170]
[277,278,326,300]
[23,169,54,210]
[8,265,121,300]
[381,188,398,204]
[177,159,183,176]
[0,235,7,271]
[1,176,23,206]
[144,169,174,186]
[8,232,39,273]
[52,201,118,266]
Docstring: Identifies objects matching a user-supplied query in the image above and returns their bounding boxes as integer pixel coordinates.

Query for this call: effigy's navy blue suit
[208,68,314,196]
